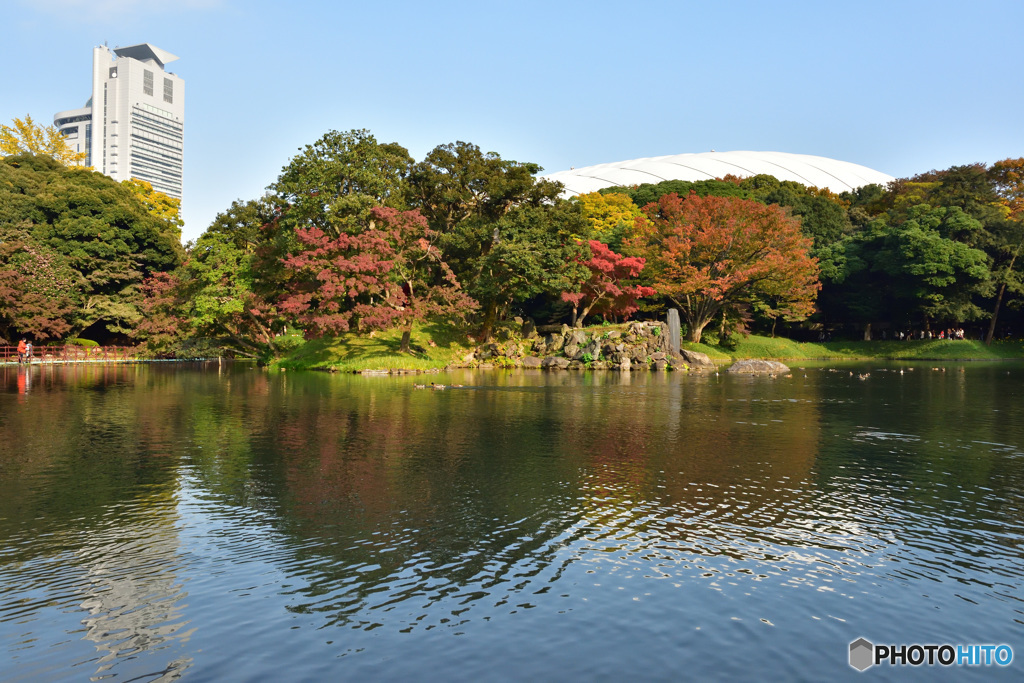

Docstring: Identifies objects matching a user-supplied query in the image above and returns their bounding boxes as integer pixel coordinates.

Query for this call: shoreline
[273,325,1024,373]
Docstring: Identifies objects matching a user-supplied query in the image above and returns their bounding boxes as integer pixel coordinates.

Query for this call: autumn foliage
[628,192,819,343]
[279,207,475,350]
[562,240,654,327]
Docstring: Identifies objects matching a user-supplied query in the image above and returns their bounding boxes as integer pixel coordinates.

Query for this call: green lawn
[686,335,1024,361]
[275,321,474,372]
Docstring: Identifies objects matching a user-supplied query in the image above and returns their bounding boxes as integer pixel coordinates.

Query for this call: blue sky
[5,0,1024,242]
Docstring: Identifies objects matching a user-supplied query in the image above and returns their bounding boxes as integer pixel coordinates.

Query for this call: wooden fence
[1,345,138,364]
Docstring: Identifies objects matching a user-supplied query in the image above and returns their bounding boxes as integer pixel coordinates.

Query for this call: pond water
[0,362,1022,681]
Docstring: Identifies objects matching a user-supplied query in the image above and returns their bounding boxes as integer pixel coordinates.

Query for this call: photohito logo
[849,638,1013,671]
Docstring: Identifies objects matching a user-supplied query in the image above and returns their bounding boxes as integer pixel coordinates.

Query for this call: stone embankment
[455,320,717,371]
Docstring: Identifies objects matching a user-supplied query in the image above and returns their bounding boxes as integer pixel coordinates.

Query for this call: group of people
[16,338,33,364]
[894,328,968,341]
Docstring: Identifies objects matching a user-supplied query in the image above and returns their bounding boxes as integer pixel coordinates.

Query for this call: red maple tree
[279,207,476,352]
[561,240,655,327]
[628,192,819,343]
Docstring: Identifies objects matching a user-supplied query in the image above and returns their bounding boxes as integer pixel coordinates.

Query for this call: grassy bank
[275,321,474,372]
[276,323,1024,372]
[684,335,1024,361]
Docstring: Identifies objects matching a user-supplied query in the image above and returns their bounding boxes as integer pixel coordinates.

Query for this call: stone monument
[667,309,681,355]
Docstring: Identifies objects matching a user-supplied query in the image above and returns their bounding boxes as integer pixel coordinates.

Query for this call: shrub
[64,338,99,347]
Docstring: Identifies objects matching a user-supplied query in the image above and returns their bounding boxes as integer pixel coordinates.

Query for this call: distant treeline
[1,130,1022,358]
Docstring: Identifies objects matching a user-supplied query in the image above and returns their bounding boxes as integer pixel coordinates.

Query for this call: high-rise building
[54,43,184,199]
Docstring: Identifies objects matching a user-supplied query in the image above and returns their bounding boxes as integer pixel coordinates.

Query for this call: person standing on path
[17,338,27,364]
[24,340,33,364]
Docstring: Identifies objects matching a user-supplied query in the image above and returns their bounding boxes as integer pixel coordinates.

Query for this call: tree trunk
[479,300,498,341]
[569,305,578,328]
[399,328,412,354]
[770,317,778,338]
[687,319,709,343]
[863,322,872,341]
[986,283,1007,345]
[987,249,1020,345]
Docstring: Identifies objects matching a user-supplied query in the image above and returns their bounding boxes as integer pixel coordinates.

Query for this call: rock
[505,343,518,358]
[546,334,565,353]
[653,360,668,371]
[667,357,689,371]
[542,356,571,370]
[568,360,585,370]
[564,343,580,360]
[560,324,571,336]
[618,357,632,371]
[680,349,716,369]
[521,356,543,368]
[536,324,563,334]
[726,359,790,374]
[608,330,622,340]
[521,319,537,339]
[651,351,666,361]
[462,352,476,362]
[569,330,588,347]
[513,316,523,325]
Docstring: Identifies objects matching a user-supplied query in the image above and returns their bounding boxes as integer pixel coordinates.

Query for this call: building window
[163,78,173,104]
[144,70,154,96]
[109,67,117,78]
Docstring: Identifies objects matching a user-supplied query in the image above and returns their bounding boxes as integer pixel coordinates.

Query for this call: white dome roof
[544,151,894,196]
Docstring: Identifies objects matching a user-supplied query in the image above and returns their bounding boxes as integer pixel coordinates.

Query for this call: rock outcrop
[454,320,710,371]
[726,359,790,374]
[680,349,716,369]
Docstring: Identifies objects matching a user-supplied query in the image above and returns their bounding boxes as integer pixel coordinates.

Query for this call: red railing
[1,345,138,363]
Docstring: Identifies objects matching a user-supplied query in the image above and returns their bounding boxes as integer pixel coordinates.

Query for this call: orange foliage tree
[628,192,820,343]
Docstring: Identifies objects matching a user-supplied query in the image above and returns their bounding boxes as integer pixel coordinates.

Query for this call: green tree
[469,203,591,338]
[172,199,283,358]
[0,154,183,340]
[272,129,413,237]
[409,141,573,337]
[984,158,1024,342]
[175,229,279,358]
[818,207,991,337]
[410,141,560,231]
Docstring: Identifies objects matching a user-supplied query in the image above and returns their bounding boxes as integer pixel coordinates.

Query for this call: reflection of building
[76,491,193,680]
[54,44,185,199]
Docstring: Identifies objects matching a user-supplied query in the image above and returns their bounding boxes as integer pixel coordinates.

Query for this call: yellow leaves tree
[990,157,1024,220]
[574,191,642,247]
[123,179,183,238]
[0,115,87,166]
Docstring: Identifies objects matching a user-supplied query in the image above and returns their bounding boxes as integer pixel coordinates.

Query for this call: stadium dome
[543,151,894,196]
